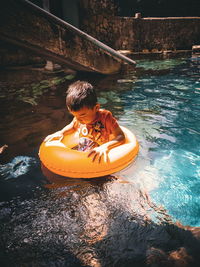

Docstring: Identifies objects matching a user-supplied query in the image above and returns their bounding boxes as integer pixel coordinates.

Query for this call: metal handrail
[22,0,136,66]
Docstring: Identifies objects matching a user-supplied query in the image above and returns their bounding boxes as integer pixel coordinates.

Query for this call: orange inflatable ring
[39,126,139,178]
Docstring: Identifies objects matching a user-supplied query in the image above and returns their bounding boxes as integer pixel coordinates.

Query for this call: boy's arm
[44,119,76,142]
[88,125,125,163]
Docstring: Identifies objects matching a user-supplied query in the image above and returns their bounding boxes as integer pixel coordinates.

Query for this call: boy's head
[66,81,99,124]
[66,81,97,111]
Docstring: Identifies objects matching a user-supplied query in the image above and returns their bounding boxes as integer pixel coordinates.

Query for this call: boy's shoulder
[98,109,117,126]
[99,109,112,116]
[99,109,118,129]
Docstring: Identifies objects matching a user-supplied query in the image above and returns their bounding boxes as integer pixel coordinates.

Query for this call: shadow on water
[0,157,200,266]
[0,154,45,201]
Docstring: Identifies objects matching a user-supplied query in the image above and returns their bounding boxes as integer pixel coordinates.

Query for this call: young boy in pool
[44,80,125,163]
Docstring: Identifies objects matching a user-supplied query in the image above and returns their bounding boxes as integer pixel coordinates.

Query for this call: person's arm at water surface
[44,118,77,142]
[88,125,125,163]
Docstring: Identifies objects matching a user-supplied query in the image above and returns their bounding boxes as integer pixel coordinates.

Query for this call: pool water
[98,56,200,227]
[0,55,200,266]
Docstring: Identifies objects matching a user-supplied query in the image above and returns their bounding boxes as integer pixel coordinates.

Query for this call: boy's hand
[88,144,109,163]
[44,131,63,142]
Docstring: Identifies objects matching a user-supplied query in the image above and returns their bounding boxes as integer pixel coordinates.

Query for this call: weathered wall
[79,0,117,47]
[0,40,45,67]
[113,17,200,51]
[79,0,200,52]
[0,0,123,74]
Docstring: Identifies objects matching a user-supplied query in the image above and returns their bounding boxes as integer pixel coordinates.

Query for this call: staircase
[0,0,136,74]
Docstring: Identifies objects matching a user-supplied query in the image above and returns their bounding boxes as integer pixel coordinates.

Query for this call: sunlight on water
[152,149,200,226]
[1,56,200,266]
[101,56,200,227]
[136,58,187,70]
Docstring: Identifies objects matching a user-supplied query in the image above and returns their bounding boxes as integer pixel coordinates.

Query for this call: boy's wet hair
[66,81,97,111]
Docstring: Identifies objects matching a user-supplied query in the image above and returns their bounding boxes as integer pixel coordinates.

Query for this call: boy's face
[68,104,100,124]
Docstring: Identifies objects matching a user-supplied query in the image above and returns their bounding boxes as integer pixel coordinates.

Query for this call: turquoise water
[99,56,200,227]
[1,56,200,266]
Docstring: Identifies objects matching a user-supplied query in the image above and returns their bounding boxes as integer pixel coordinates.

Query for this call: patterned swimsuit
[73,109,119,151]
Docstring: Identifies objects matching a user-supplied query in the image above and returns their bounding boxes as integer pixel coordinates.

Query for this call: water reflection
[1,57,200,266]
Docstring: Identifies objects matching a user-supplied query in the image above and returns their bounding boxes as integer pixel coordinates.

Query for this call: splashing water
[0,156,38,180]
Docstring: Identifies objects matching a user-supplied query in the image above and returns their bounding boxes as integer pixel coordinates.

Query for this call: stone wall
[114,17,200,52]
[0,0,123,74]
[0,40,45,67]
[79,0,200,52]
[79,0,117,47]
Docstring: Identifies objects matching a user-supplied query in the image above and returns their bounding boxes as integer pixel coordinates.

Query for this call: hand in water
[88,144,109,163]
[44,131,63,142]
